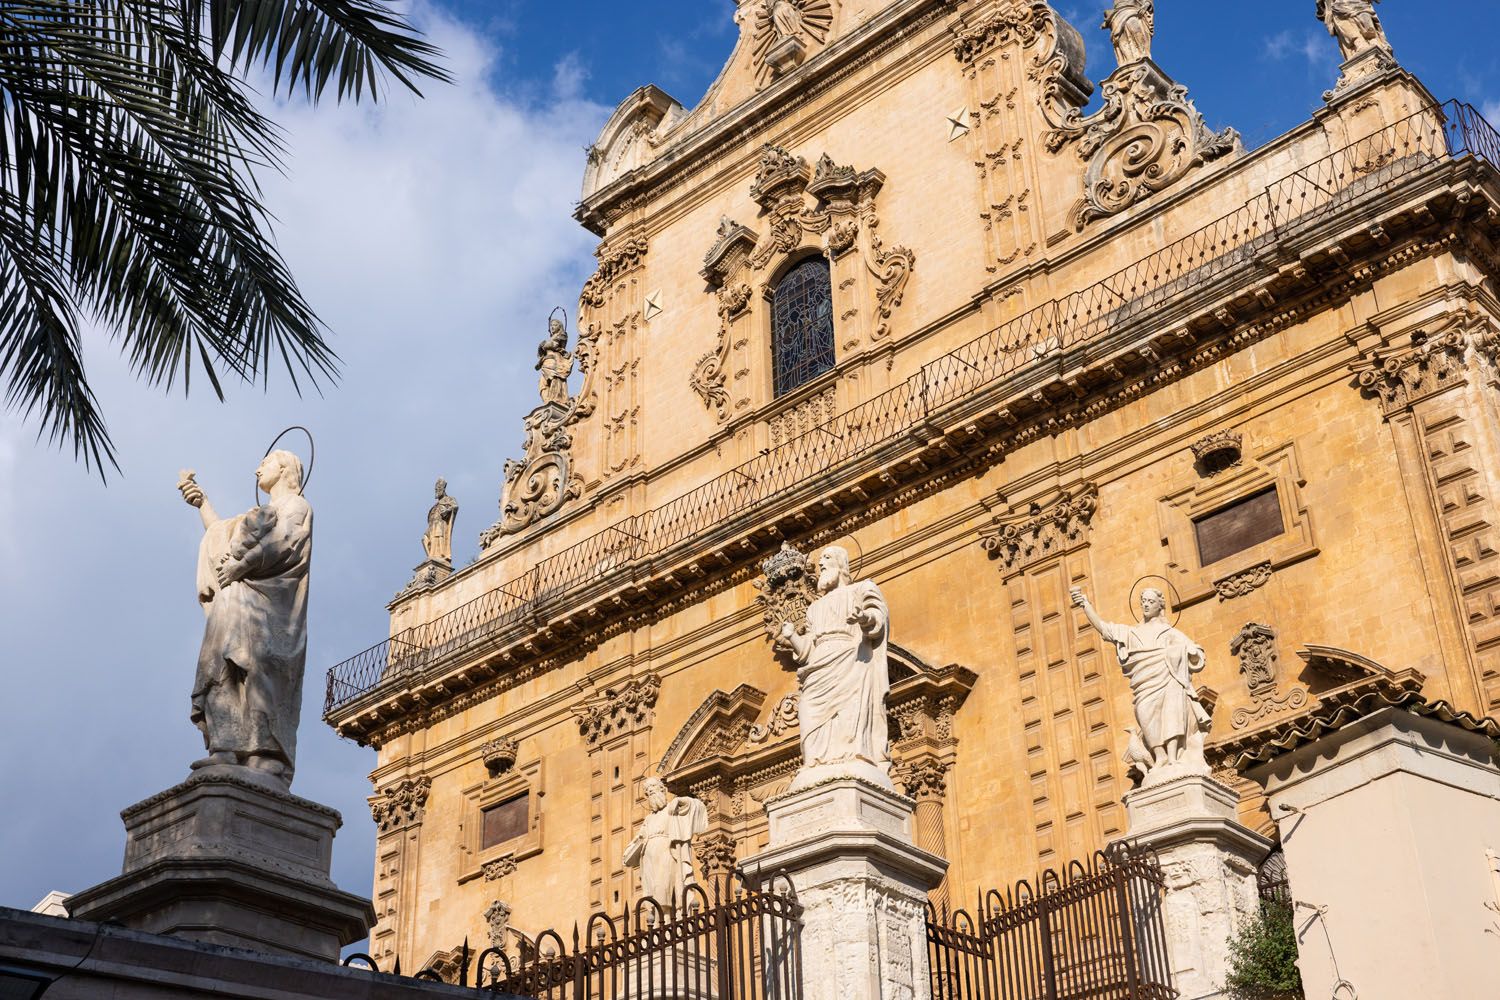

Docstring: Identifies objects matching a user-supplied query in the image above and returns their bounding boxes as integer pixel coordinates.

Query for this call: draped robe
[792,581,890,769]
[192,492,312,773]
[1096,617,1208,755]
[625,796,708,906]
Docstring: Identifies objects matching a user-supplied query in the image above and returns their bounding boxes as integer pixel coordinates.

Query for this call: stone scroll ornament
[480,314,595,549]
[1070,583,1212,786]
[758,543,893,791]
[1034,1,1239,231]
[175,433,314,789]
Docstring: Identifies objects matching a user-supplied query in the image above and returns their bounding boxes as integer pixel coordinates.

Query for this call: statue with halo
[176,445,312,788]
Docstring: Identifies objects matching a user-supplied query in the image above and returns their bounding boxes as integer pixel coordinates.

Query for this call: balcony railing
[325,100,1499,719]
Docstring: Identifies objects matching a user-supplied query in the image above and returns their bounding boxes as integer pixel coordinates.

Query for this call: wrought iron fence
[927,845,1175,1000]
[326,100,1500,717]
[342,874,802,1000]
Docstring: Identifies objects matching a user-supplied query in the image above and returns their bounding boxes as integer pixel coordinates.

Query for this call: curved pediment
[581,85,685,202]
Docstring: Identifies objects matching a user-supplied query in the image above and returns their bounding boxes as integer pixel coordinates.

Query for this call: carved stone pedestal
[1325,45,1397,102]
[67,771,374,962]
[1122,773,1270,1000]
[747,776,947,1000]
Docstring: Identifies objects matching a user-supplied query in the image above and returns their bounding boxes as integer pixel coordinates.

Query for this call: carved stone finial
[370,775,432,833]
[1190,430,1243,474]
[481,737,519,777]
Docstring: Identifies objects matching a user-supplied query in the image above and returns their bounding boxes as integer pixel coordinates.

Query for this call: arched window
[771,257,835,397]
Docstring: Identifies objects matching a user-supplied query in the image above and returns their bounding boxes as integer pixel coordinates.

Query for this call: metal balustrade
[325,100,1498,719]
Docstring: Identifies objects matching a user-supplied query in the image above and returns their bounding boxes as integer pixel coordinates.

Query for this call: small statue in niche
[536,317,573,407]
[1316,0,1391,62]
[623,778,708,910]
[770,0,805,40]
[1071,585,1212,781]
[1103,0,1154,66]
[422,477,459,565]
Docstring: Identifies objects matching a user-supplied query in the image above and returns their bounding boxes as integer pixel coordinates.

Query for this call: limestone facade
[322,0,1500,968]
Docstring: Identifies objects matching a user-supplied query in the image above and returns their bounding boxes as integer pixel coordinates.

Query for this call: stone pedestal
[67,770,373,962]
[1123,772,1271,1000]
[747,776,947,1000]
[1245,706,1500,1000]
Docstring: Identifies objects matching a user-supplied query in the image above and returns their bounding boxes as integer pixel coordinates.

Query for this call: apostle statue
[1316,0,1390,62]
[777,546,891,787]
[1071,586,1211,780]
[770,0,805,41]
[1103,0,1154,66]
[422,477,459,565]
[176,450,312,788]
[537,318,573,407]
[623,778,708,909]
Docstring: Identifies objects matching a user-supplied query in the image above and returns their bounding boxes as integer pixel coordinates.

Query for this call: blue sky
[2,0,1498,940]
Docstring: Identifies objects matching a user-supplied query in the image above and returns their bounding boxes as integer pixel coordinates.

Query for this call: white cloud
[1263,28,1331,67]
[0,0,608,915]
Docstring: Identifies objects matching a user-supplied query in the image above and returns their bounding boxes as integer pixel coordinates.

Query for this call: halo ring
[255,425,315,503]
[1128,575,1181,627]
[825,533,864,580]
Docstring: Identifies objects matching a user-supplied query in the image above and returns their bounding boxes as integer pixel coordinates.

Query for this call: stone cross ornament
[176,450,312,789]
[1071,585,1212,785]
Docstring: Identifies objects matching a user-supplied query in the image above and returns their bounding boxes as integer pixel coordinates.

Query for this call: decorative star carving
[644,289,663,322]
[946,107,972,142]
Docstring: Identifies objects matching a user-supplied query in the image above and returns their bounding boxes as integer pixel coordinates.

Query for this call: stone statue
[623,777,708,909]
[777,546,891,785]
[176,451,312,788]
[771,0,804,40]
[1103,0,1154,65]
[422,478,459,565]
[536,318,573,407]
[1316,0,1390,61]
[1071,586,1211,780]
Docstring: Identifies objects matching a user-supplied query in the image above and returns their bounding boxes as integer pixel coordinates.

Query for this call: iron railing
[343,874,802,1000]
[927,845,1175,1000]
[326,100,1500,717]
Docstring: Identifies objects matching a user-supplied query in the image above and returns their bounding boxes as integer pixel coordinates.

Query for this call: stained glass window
[771,257,836,397]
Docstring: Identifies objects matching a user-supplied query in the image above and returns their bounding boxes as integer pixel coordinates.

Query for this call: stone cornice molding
[573,674,662,747]
[369,775,432,833]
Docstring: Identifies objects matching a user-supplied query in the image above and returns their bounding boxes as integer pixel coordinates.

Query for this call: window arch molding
[765,252,837,398]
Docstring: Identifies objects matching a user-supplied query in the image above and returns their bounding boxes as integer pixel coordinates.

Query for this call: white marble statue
[623,778,708,909]
[1103,0,1154,66]
[422,477,458,564]
[177,451,312,787]
[1071,586,1211,780]
[1316,0,1390,61]
[777,546,891,785]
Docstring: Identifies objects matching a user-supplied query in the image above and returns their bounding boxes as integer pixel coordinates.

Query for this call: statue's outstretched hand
[178,470,204,508]
[1069,587,1089,609]
[214,553,240,589]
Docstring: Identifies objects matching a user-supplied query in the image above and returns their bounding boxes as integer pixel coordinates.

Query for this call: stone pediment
[580,85,685,203]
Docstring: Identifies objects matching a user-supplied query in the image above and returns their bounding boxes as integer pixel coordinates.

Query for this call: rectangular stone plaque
[1194,487,1283,566]
[482,793,528,849]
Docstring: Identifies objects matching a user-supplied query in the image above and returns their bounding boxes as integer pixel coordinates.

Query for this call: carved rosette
[1353,329,1469,415]
[574,674,662,747]
[369,775,432,833]
[980,485,1099,573]
[753,542,818,648]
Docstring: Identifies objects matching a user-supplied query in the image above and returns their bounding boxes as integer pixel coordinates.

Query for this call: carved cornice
[370,775,432,833]
[980,485,1099,573]
[574,674,661,747]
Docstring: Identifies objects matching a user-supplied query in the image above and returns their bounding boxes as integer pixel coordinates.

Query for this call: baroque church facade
[324,0,1500,968]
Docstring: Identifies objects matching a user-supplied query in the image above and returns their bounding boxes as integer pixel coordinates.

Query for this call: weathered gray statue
[771,0,805,40]
[177,451,311,788]
[623,778,708,909]
[1103,0,1154,65]
[1316,0,1390,61]
[423,477,459,564]
[536,318,573,407]
[1071,586,1211,780]
[777,546,891,787]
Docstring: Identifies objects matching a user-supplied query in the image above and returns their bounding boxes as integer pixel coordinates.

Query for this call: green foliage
[0,2,450,475]
[1224,900,1305,1000]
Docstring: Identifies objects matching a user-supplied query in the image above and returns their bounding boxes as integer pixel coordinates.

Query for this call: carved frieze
[980,485,1099,573]
[1352,329,1468,415]
[574,674,662,747]
[1215,561,1273,600]
[370,775,432,833]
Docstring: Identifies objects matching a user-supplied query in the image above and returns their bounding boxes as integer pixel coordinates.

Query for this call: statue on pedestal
[776,546,891,783]
[176,451,311,788]
[1317,0,1391,61]
[1103,0,1154,66]
[536,318,573,406]
[422,477,459,565]
[623,778,708,909]
[1071,585,1211,781]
